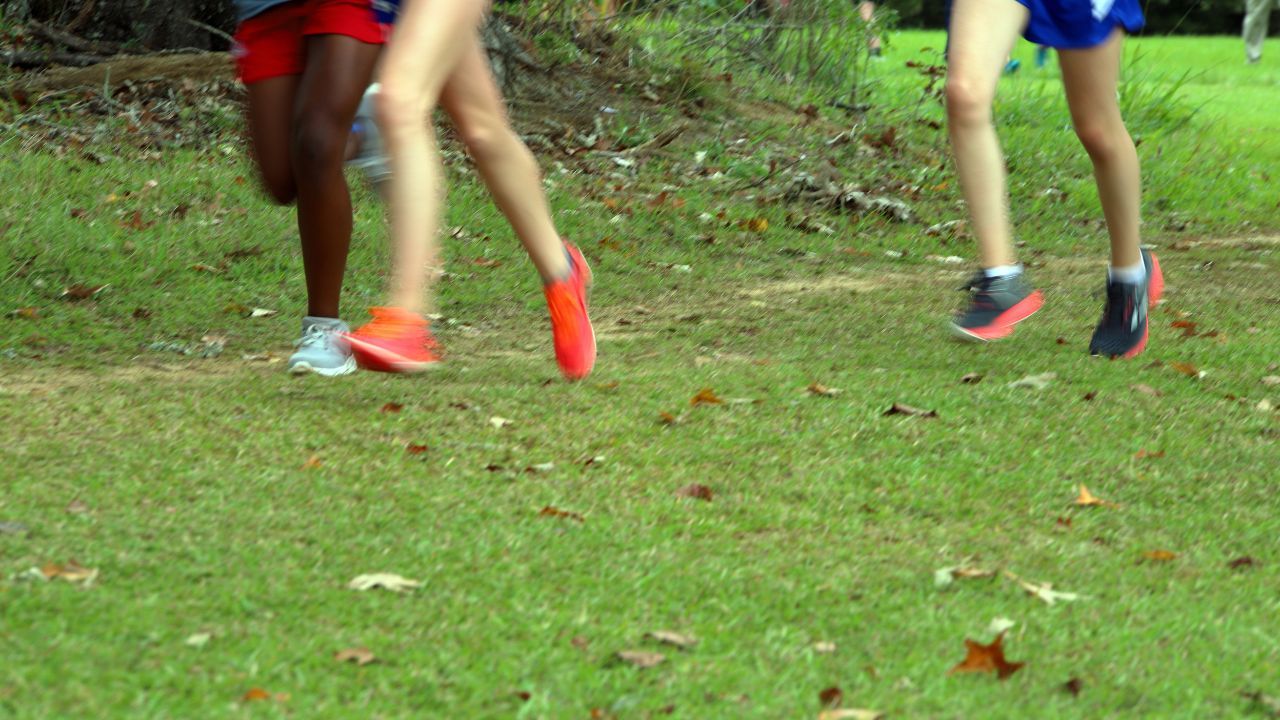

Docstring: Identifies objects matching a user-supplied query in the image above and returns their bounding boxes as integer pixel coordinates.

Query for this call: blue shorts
[1018,0,1144,49]
[945,0,1144,50]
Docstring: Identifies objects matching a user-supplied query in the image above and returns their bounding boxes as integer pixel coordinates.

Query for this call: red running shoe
[345,306,441,373]
[544,243,596,380]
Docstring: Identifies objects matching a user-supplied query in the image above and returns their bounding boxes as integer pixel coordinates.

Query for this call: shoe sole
[950,290,1044,342]
[345,335,440,374]
[289,356,357,377]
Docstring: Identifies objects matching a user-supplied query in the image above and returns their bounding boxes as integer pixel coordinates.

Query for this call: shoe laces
[296,323,336,350]
[1098,281,1133,326]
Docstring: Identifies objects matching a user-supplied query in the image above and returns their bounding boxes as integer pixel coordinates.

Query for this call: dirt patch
[0,360,246,397]
[20,52,234,91]
[742,271,913,300]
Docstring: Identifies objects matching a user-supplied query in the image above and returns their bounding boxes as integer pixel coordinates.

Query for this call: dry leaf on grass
[1143,550,1178,562]
[1229,556,1258,571]
[813,641,837,654]
[1073,484,1116,507]
[60,284,108,301]
[40,561,98,584]
[184,632,212,648]
[1168,361,1205,379]
[676,484,714,502]
[380,402,404,413]
[241,688,289,703]
[645,631,698,649]
[961,372,984,384]
[65,499,89,514]
[818,710,884,720]
[405,443,429,455]
[934,566,996,589]
[1262,376,1280,387]
[301,455,322,470]
[949,632,1024,680]
[1008,372,1057,390]
[615,650,665,668]
[1063,678,1084,697]
[883,402,937,418]
[1007,573,1085,605]
[489,416,513,429]
[819,686,843,708]
[539,505,585,522]
[334,647,377,666]
[690,388,725,406]
[806,383,842,397]
[1132,383,1164,397]
[347,573,422,593]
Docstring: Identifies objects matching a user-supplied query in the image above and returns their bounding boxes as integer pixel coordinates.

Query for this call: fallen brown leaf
[961,372,984,384]
[1168,361,1202,378]
[1144,550,1178,562]
[658,411,680,425]
[60,284,108,301]
[381,402,403,413]
[190,263,223,274]
[883,402,937,418]
[1081,391,1098,401]
[644,630,697,650]
[1135,449,1165,460]
[539,505,585,522]
[690,388,725,406]
[8,307,39,319]
[241,688,272,702]
[949,632,1024,680]
[616,650,665,668]
[819,686,843,708]
[40,560,98,584]
[676,483,714,502]
[1228,556,1257,571]
[405,443,429,455]
[807,382,842,397]
[301,455,322,471]
[333,647,377,666]
[1063,678,1084,696]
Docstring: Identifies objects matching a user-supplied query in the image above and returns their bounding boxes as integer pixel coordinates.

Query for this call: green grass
[3,28,1280,719]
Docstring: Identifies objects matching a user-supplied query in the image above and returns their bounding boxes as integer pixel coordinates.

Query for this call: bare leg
[291,35,382,318]
[945,0,1028,269]
[245,76,300,205]
[377,0,490,314]
[440,35,570,284]
[858,2,882,53]
[1058,29,1141,269]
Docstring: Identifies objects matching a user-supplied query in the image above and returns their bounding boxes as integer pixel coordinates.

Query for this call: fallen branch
[28,19,123,56]
[182,17,235,45]
[2,49,108,69]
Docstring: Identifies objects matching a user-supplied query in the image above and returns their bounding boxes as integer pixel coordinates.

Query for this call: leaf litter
[949,632,1024,680]
[644,630,697,650]
[347,573,422,593]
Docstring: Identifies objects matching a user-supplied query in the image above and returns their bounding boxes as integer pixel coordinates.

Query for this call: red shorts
[233,0,388,85]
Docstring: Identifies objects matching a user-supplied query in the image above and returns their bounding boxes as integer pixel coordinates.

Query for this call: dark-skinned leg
[246,76,300,205]
[290,34,381,319]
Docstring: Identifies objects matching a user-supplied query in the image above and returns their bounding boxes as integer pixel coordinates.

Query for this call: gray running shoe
[950,271,1044,341]
[289,317,356,377]
[347,83,390,187]
[1088,249,1164,359]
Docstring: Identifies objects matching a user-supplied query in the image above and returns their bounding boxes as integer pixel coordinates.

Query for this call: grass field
[2,23,1278,719]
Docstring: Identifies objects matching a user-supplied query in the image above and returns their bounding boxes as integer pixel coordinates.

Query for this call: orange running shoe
[544,243,596,380]
[345,306,441,373]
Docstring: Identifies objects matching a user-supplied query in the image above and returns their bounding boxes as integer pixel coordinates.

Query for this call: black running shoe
[1089,249,1164,358]
[951,271,1044,341]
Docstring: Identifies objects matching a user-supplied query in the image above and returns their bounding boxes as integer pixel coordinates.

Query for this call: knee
[945,78,992,127]
[1074,120,1120,160]
[456,121,509,163]
[375,81,427,139]
[290,115,348,175]
[260,174,296,205]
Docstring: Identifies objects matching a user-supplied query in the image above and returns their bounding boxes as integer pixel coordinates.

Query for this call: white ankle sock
[983,264,1022,279]
[1108,261,1146,284]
